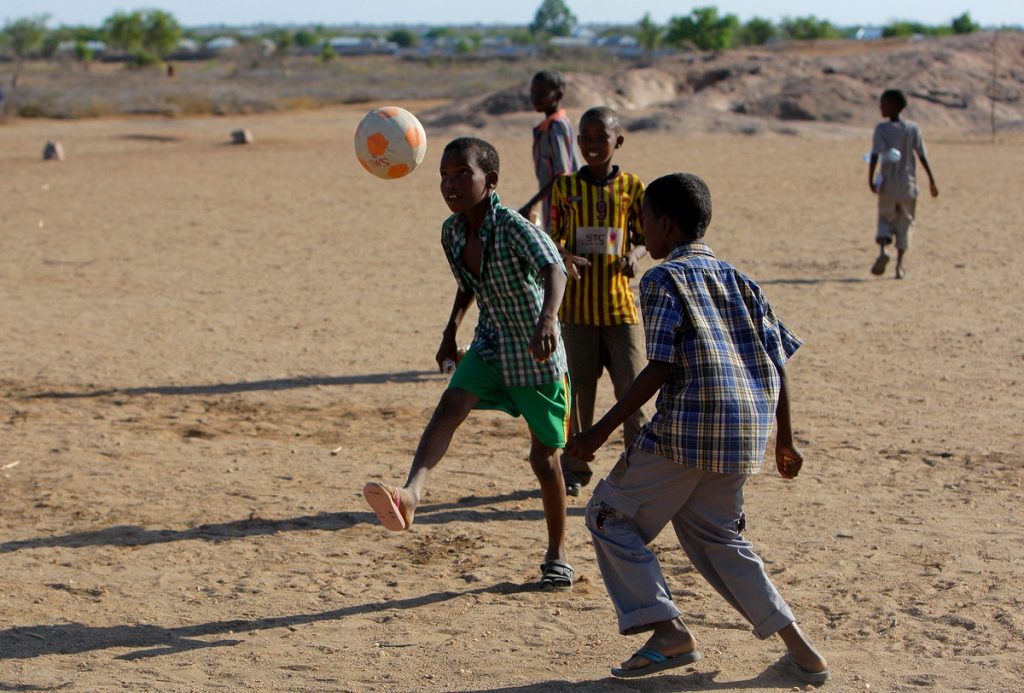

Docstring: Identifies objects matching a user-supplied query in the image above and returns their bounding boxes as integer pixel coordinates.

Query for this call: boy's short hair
[532,70,565,93]
[443,137,500,175]
[580,106,621,133]
[881,88,907,111]
[646,173,712,242]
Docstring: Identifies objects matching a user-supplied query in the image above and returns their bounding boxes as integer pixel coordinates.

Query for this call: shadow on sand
[20,370,442,400]
[0,489,583,554]
[0,582,534,661]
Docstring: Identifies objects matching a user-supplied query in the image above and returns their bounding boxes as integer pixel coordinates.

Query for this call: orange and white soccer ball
[354,106,427,180]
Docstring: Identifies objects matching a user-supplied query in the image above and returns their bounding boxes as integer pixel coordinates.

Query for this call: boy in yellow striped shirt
[548,106,647,496]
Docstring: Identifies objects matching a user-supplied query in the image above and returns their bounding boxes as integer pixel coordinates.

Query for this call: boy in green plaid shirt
[364,137,576,591]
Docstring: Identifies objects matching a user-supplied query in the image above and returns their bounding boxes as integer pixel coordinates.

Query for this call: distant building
[855,27,883,40]
[205,36,240,52]
[325,37,399,56]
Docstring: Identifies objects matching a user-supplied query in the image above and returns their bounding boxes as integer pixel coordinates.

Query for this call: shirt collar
[536,109,567,133]
[666,240,715,263]
[579,165,620,186]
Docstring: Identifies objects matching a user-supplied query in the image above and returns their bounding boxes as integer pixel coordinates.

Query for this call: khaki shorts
[876,196,916,250]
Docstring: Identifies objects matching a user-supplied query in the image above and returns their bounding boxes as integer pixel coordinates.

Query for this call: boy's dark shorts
[448,349,570,449]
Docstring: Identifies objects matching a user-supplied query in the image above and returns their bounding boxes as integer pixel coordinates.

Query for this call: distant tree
[74,40,96,69]
[739,17,776,46]
[882,21,933,37]
[387,29,418,48]
[141,10,181,57]
[951,12,979,34]
[425,27,453,40]
[103,9,180,58]
[293,29,317,49]
[103,10,145,52]
[3,15,49,87]
[530,0,577,37]
[666,6,739,50]
[636,13,664,52]
[40,28,67,60]
[501,28,534,45]
[268,29,293,54]
[779,16,840,41]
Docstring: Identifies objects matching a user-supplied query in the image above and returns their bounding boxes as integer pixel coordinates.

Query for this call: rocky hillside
[423,32,1024,136]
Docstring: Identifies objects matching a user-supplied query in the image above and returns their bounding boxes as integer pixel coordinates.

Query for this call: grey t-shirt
[872,119,927,201]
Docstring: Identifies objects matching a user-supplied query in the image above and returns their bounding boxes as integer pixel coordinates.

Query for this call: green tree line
[0,2,990,79]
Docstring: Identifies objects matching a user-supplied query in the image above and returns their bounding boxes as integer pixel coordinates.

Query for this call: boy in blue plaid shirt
[364,137,576,591]
[567,173,830,682]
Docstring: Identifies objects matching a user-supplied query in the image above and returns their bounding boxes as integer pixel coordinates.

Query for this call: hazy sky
[9,0,1019,28]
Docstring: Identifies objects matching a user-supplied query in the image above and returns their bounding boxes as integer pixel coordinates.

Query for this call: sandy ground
[2,104,1023,692]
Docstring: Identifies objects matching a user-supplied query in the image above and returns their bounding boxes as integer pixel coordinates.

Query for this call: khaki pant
[876,195,916,250]
[587,448,796,638]
[561,322,647,484]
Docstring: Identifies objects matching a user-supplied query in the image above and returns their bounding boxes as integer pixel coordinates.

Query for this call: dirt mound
[422,32,1024,136]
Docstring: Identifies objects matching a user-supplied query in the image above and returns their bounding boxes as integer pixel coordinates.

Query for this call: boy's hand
[929,181,939,197]
[528,314,559,362]
[775,442,804,480]
[565,254,591,280]
[565,426,608,462]
[869,179,878,194]
[435,333,458,372]
[618,253,640,278]
[518,202,537,220]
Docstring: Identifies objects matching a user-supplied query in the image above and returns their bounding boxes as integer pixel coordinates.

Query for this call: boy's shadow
[461,667,790,691]
[0,582,534,661]
[0,490,582,554]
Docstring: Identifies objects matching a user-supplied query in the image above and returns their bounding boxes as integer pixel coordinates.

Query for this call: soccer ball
[354,106,427,180]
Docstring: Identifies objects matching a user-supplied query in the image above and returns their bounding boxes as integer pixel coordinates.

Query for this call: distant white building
[56,39,107,56]
[205,36,240,52]
[855,26,883,40]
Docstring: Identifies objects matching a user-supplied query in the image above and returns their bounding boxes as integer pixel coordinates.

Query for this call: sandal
[539,560,574,591]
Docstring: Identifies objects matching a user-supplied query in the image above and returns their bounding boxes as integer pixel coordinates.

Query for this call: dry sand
[2,102,1023,692]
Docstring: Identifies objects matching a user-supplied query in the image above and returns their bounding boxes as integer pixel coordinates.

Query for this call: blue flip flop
[776,653,831,684]
[610,647,702,678]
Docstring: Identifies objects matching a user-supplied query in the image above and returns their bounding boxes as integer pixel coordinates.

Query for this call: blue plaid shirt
[441,193,568,387]
[634,242,802,474]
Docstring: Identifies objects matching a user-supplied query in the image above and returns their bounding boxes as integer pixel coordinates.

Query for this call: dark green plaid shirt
[441,193,568,387]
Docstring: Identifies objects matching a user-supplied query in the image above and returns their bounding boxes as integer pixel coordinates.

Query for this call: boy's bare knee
[433,388,475,422]
[529,446,560,477]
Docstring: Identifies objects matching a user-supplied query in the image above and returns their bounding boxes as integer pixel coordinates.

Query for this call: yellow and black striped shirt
[549,167,645,326]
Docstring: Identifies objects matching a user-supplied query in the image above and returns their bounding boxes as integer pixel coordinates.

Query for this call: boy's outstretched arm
[919,153,939,197]
[437,288,474,371]
[528,263,566,362]
[518,178,557,218]
[566,360,670,461]
[774,362,804,479]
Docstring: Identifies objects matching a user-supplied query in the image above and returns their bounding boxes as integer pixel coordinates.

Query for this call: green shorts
[448,349,570,449]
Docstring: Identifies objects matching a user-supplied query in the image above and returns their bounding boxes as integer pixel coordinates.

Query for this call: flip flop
[362,481,411,531]
[539,559,575,591]
[775,653,831,684]
[871,254,889,275]
[610,647,702,678]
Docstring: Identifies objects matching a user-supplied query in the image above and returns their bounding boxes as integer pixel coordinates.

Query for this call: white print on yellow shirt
[575,227,622,255]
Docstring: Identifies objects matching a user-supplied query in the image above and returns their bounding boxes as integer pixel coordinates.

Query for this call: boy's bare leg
[529,433,568,563]
[895,247,907,278]
[617,617,697,671]
[398,387,479,514]
[777,622,829,673]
